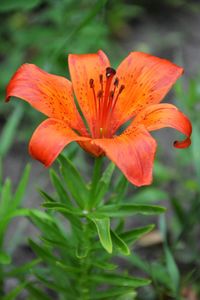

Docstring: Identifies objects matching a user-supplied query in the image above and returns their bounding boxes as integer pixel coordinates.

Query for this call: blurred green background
[0,0,200,299]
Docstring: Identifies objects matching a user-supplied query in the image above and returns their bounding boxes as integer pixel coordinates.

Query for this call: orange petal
[6,64,87,135]
[93,126,157,186]
[68,50,110,136]
[133,103,192,148]
[78,140,104,157]
[112,52,183,131]
[29,118,90,167]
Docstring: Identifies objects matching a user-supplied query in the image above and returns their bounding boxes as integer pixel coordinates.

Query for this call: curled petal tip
[173,137,191,149]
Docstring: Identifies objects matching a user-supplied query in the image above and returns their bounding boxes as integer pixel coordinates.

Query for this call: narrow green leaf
[93,204,166,218]
[39,203,82,236]
[6,259,41,277]
[165,247,180,295]
[150,262,173,289]
[50,169,71,204]
[115,219,125,234]
[113,174,128,203]
[160,215,180,295]
[90,217,112,253]
[33,266,77,295]
[0,251,11,264]
[0,106,23,157]
[92,162,115,207]
[0,209,52,239]
[0,208,52,223]
[117,291,137,300]
[39,190,57,203]
[120,224,155,244]
[111,230,130,256]
[170,197,185,226]
[29,212,69,247]
[12,164,31,209]
[2,281,28,300]
[0,0,41,12]
[41,237,70,250]
[42,202,82,216]
[0,178,12,216]
[93,261,117,271]
[27,285,52,300]
[28,239,56,264]
[92,288,136,299]
[91,273,150,288]
[58,155,89,208]
[33,271,67,293]
[28,209,54,221]
[55,261,80,274]
[126,253,149,273]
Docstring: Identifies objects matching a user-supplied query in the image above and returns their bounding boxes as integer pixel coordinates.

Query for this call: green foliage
[58,154,89,208]
[9,154,166,299]
[0,164,30,297]
[111,230,130,256]
[0,106,24,158]
[0,164,31,246]
[91,217,112,253]
[92,204,166,218]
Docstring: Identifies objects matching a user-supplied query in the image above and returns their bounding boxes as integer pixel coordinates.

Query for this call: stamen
[109,90,114,99]
[111,84,125,112]
[89,78,98,124]
[114,77,119,87]
[99,74,104,111]
[88,70,124,139]
[97,90,103,99]
[106,67,116,78]
[89,78,94,88]
[111,77,119,101]
[119,84,125,94]
[101,67,116,127]
[99,74,103,84]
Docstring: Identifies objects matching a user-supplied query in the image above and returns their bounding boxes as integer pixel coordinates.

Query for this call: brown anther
[119,85,125,94]
[110,91,114,99]
[106,67,116,78]
[99,74,103,83]
[114,77,119,87]
[89,78,94,88]
[97,90,103,99]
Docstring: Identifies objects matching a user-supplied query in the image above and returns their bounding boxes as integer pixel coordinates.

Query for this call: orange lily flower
[6,50,192,186]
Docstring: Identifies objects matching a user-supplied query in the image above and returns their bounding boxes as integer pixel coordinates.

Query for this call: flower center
[89,67,125,138]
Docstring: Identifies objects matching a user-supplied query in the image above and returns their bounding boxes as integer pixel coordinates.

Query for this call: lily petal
[93,126,157,186]
[68,50,110,136]
[6,64,87,135]
[133,103,192,148]
[29,118,90,167]
[113,52,183,131]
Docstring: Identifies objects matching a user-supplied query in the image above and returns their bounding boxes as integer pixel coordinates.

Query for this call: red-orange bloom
[6,51,192,186]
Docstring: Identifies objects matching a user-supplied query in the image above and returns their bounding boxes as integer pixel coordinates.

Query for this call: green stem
[78,220,91,300]
[87,157,103,210]
[78,158,104,298]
